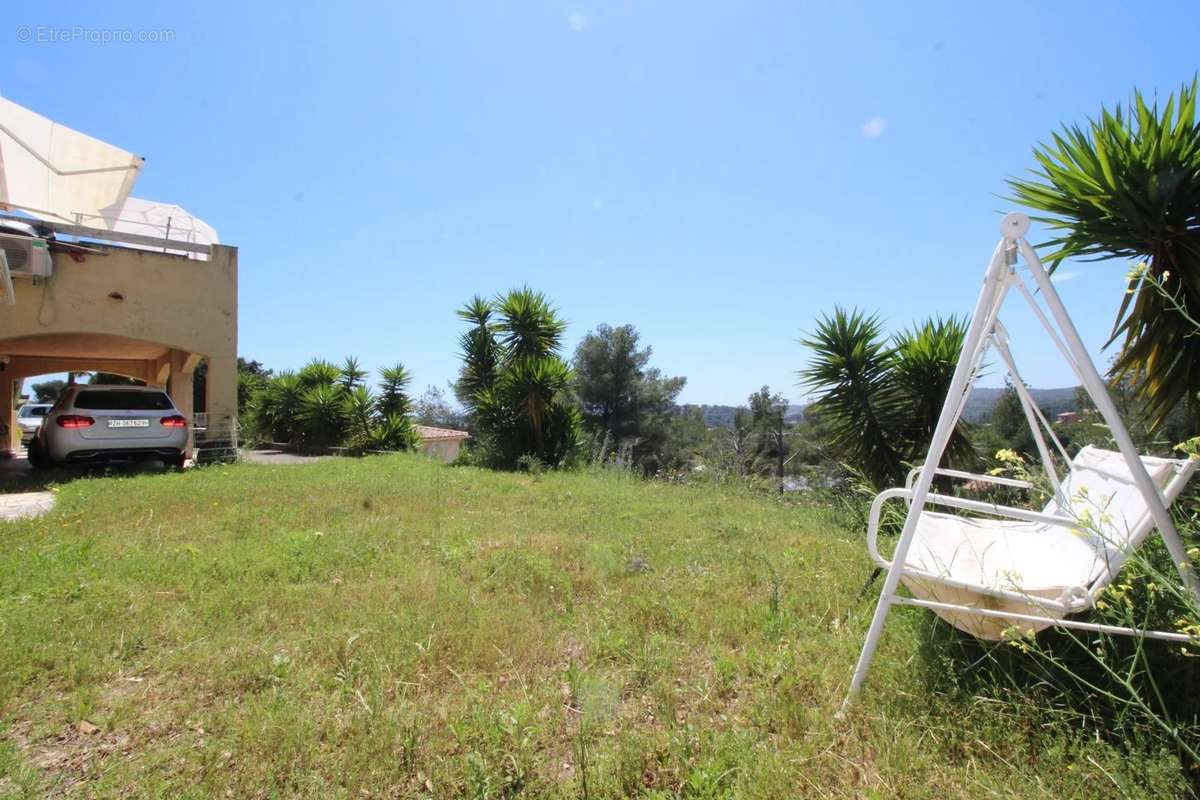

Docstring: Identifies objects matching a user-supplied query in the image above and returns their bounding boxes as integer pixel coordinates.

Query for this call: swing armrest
[866,487,1081,570]
[866,488,909,568]
[905,465,1033,491]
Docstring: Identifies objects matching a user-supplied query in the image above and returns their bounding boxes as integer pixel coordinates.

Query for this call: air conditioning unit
[0,233,53,279]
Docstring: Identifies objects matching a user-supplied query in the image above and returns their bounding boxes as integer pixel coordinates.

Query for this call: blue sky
[5,2,1198,405]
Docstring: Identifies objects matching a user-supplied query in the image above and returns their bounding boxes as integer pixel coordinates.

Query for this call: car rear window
[19,406,50,418]
[73,390,173,411]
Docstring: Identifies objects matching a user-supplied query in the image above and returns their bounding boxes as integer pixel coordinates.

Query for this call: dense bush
[251,357,420,453]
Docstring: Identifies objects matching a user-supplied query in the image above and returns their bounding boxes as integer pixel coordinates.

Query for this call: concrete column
[167,350,196,459]
[1,378,15,455]
[202,355,238,462]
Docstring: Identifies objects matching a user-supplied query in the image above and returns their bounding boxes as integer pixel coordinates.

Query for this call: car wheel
[27,440,49,469]
[168,453,187,470]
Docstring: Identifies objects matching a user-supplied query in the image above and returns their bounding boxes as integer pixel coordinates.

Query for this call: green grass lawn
[0,455,1188,798]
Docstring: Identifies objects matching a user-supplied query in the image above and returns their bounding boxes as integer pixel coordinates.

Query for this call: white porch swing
[845,212,1199,702]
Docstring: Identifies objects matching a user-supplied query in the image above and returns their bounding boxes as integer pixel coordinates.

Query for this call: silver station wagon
[28,385,189,469]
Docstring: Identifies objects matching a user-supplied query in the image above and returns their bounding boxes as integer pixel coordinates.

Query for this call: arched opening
[0,332,210,457]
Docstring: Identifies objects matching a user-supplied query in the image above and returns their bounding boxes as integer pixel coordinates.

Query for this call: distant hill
[685,388,1078,429]
[686,404,739,429]
[682,403,808,429]
[961,386,1078,422]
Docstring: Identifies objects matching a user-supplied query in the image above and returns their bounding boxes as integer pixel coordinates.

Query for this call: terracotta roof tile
[414,425,470,441]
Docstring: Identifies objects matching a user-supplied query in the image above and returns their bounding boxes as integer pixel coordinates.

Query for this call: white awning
[76,197,219,259]
[0,96,143,224]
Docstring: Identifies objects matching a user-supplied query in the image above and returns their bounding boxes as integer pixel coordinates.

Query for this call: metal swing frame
[844,212,1200,703]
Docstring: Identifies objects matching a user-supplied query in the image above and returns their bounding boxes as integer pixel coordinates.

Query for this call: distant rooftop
[415,425,469,441]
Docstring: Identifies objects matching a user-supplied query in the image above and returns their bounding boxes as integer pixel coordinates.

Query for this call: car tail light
[160,415,188,428]
[56,415,95,429]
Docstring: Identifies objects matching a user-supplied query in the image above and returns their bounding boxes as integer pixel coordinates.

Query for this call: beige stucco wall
[0,243,237,456]
[422,438,466,463]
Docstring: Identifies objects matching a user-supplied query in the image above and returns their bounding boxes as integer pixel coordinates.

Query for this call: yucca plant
[377,363,414,419]
[338,356,368,391]
[1009,78,1200,427]
[253,371,305,444]
[799,308,976,487]
[297,358,341,391]
[345,384,376,441]
[369,412,421,452]
[891,315,975,467]
[799,309,906,487]
[495,287,567,363]
[298,383,348,448]
[454,287,580,468]
[454,295,502,410]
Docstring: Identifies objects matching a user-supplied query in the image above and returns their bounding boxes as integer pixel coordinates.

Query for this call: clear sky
[4,2,1198,405]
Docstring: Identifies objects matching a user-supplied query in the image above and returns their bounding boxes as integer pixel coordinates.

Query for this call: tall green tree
[456,287,580,468]
[30,379,65,403]
[88,372,143,386]
[746,386,789,483]
[414,385,466,430]
[989,380,1037,457]
[659,405,708,472]
[1009,78,1200,427]
[572,323,686,472]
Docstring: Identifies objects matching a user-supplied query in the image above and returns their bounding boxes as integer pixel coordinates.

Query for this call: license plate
[108,419,150,428]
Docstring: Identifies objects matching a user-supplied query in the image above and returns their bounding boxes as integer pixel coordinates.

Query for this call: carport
[0,241,238,459]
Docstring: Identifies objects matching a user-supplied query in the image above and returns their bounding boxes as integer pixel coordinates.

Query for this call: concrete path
[241,449,325,465]
[0,491,54,520]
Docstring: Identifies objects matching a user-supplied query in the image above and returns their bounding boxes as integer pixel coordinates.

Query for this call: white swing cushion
[906,512,1098,598]
[901,447,1180,638]
[1044,446,1180,567]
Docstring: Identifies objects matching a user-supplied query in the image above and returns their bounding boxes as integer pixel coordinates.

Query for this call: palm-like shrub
[891,316,974,466]
[339,356,368,391]
[345,384,376,444]
[496,288,567,362]
[455,287,580,468]
[253,371,305,443]
[249,357,422,453]
[454,296,501,405]
[370,412,422,452]
[800,308,974,487]
[475,356,580,466]
[298,359,341,391]
[1008,78,1200,427]
[377,364,414,419]
[799,310,906,487]
[298,384,349,448]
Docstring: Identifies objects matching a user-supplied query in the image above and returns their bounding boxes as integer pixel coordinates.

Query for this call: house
[0,97,236,461]
[415,425,469,462]
[1056,411,1080,425]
